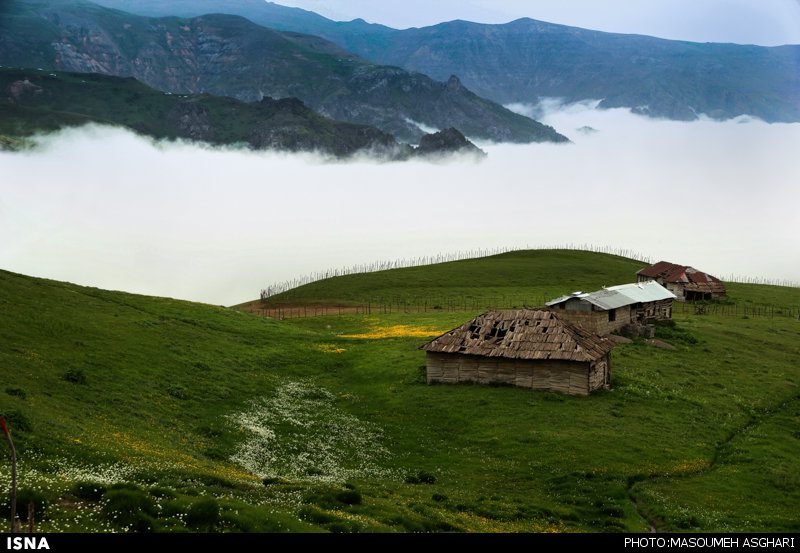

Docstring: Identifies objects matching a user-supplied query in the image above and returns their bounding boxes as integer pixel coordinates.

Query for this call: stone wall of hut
[425,352,611,396]
[665,282,687,301]
[556,306,633,336]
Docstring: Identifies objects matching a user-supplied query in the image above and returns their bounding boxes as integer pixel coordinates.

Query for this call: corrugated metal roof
[545,291,589,306]
[605,282,677,302]
[546,281,676,311]
[582,288,634,310]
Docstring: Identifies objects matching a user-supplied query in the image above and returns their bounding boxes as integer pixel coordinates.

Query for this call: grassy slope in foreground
[1,251,799,532]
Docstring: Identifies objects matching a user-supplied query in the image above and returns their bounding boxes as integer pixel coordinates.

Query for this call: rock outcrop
[415,128,485,158]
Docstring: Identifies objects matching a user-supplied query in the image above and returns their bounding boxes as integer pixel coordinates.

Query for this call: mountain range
[0,68,493,158]
[0,0,566,144]
[90,0,800,123]
[0,68,391,156]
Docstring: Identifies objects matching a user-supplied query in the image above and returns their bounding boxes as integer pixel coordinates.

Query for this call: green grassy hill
[1,251,798,532]
[257,250,646,308]
[256,249,800,309]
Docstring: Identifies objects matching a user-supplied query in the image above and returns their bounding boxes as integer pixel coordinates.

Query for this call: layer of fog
[1,103,798,306]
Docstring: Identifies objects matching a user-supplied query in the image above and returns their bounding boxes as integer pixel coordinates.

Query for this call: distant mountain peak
[445,75,464,91]
[416,127,485,157]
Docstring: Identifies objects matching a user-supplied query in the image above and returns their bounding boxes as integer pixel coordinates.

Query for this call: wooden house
[420,309,614,396]
[637,261,726,301]
[545,281,676,336]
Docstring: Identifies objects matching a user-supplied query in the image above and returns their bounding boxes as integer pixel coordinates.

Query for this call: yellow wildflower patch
[669,459,710,475]
[447,511,563,533]
[339,325,446,339]
[317,343,347,354]
[22,350,40,361]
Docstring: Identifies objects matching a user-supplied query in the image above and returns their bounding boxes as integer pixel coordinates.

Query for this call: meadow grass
[0,251,798,532]
[259,250,647,307]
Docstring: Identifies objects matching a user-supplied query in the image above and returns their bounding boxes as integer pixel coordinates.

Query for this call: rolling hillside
[1,251,799,532]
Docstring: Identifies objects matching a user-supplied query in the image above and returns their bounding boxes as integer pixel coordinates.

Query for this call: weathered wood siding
[426,352,596,396]
[633,299,673,322]
[588,354,611,392]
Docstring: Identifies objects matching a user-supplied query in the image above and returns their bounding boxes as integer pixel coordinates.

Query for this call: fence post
[27,501,34,533]
[1,416,17,534]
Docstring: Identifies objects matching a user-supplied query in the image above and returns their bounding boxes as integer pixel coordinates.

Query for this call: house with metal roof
[546,281,676,336]
[637,261,726,301]
[420,309,614,395]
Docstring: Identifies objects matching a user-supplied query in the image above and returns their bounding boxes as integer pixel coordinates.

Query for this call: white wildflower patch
[227,380,395,484]
[0,450,139,489]
[46,458,139,485]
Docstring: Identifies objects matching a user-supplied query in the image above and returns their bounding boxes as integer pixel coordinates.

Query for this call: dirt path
[625,393,799,532]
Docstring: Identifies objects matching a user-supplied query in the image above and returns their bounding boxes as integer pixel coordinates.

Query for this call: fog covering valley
[1,102,798,306]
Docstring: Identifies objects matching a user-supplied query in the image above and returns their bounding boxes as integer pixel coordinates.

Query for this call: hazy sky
[1,105,798,305]
[274,0,800,45]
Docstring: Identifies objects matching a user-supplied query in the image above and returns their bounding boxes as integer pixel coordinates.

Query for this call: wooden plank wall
[634,299,673,321]
[588,354,611,391]
[426,352,592,396]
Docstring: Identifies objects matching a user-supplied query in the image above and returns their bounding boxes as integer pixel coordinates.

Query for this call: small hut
[420,309,614,396]
[546,281,676,336]
[637,261,726,301]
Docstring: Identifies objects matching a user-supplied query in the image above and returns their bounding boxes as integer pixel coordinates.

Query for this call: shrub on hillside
[0,488,47,518]
[63,368,87,385]
[0,409,31,432]
[71,481,107,501]
[405,470,437,485]
[149,487,177,499]
[304,485,365,509]
[334,489,362,505]
[102,488,157,532]
[185,497,219,530]
[167,384,189,400]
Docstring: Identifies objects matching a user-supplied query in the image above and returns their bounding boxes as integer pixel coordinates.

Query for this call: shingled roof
[420,309,614,363]
[638,261,722,283]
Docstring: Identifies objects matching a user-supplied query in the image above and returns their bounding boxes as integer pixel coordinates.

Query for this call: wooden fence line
[254,297,800,321]
[259,244,657,300]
